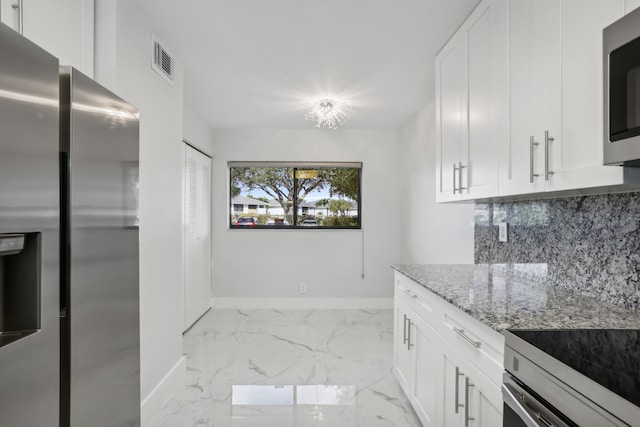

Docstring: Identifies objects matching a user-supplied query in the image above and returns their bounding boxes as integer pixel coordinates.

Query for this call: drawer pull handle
[458,162,467,191]
[465,377,475,427]
[400,287,418,299]
[453,163,458,194]
[529,136,539,183]
[455,366,464,413]
[403,314,408,345]
[545,130,554,181]
[453,327,481,348]
[11,0,24,35]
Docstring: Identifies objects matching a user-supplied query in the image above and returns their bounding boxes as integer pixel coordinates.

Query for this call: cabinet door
[626,0,640,13]
[461,0,505,200]
[466,362,502,427]
[440,346,467,427]
[435,30,467,202]
[502,0,561,196]
[0,0,94,76]
[550,0,625,191]
[0,0,20,30]
[440,341,502,427]
[411,315,442,426]
[393,298,414,393]
[24,0,93,75]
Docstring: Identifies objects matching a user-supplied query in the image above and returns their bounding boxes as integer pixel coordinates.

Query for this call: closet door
[184,143,212,330]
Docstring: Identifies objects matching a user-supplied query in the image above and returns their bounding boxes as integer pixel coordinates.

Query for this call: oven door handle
[503,383,552,427]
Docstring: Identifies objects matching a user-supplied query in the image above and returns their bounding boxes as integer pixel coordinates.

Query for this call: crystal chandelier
[304,98,351,129]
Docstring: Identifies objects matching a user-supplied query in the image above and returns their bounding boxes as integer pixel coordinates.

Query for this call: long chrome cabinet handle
[453,327,481,348]
[452,163,458,194]
[544,130,554,181]
[465,377,475,427]
[407,319,414,350]
[529,136,539,183]
[454,366,464,413]
[400,287,417,299]
[11,0,23,35]
[458,161,466,191]
[403,314,408,345]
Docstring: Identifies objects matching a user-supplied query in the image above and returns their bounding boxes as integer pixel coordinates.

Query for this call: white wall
[95,0,186,420]
[183,106,214,155]
[211,129,404,302]
[398,102,475,264]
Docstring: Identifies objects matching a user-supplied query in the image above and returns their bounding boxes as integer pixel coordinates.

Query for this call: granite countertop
[391,264,640,333]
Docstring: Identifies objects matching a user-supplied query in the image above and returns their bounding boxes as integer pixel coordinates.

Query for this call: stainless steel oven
[503,330,639,427]
[502,373,573,427]
[604,7,640,166]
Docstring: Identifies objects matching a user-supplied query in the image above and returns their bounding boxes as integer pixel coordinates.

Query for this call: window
[229,162,361,229]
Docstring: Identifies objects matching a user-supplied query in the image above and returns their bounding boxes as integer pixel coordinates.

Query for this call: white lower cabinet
[394,297,413,392]
[393,272,504,426]
[439,338,502,427]
[394,297,439,426]
[412,313,442,425]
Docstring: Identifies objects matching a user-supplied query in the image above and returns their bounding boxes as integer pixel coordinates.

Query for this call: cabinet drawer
[394,272,441,327]
[440,305,504,386]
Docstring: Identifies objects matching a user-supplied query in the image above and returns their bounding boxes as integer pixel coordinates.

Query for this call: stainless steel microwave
[604,7,640,166]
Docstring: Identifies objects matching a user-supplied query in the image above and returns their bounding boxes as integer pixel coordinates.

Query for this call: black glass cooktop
[510,329,640,407]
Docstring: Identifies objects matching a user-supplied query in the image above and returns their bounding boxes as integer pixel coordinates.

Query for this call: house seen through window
[229,162,361,229]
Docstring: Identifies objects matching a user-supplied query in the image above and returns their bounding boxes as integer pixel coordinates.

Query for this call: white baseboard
[141,355,187,426]
[211,297,393,310]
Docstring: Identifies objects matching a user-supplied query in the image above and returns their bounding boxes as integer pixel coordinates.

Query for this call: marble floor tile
[147,309,421,427]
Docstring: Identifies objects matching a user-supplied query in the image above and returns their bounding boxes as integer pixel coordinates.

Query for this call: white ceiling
[134,0,479,130]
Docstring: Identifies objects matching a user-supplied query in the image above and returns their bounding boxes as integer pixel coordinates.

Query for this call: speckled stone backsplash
[474,192,640,309]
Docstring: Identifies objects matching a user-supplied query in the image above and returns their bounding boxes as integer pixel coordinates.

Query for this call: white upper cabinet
[626,0,640,14]
[465,0,506,200]
[437,0,640,202]
[0,0,94,76]
[436,0,506,202]
[501,0,561,196]
[551,0,626,191]
[501,0,639,196]
[436,30,467,202]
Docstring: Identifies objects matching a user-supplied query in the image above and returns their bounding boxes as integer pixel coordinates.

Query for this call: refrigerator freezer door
[60,67,140,427]
[0,22,60,426]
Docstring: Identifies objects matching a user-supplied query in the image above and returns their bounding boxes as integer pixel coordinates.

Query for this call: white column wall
[398,102,475,264]
[95,0,186,421]
[183,107,214,155]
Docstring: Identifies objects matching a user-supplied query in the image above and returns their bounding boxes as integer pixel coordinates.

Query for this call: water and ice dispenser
[0,233,40,347]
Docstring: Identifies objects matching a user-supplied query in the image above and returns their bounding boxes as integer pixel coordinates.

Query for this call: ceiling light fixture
[304,98,351,130]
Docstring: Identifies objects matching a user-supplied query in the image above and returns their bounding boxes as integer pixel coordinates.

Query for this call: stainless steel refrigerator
[0,23,140,427]
[59,66,140,427]
[0,20,61,427]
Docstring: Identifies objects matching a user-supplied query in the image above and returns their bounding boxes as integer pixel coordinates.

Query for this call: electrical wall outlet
[499,222,509,242]
[300,283,307,294]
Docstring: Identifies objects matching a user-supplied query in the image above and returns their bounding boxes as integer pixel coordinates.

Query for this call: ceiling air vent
[152,36,175,86]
